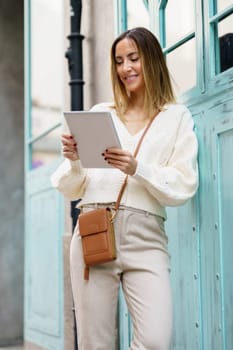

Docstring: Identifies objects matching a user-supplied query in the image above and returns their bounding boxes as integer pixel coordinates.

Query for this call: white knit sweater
[51,103,198,219]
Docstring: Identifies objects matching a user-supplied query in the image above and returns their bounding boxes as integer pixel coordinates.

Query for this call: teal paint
[118,286,132,349]
[24,0,65,348]
[143,0,149,9]
[24,161,64,350]
[119,98,233,350]
[117,1,233,349]
[116,0,127,33]
[166,198,201,349]
[162,31,195,54]
[121,0,127,31]
[196,97,233,350]
[195,0,205,93]
[158,4,166,48]
[218,126,233,350]
[23,1,233,348]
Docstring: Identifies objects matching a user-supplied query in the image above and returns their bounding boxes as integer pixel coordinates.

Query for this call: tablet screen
[64,111,121,168]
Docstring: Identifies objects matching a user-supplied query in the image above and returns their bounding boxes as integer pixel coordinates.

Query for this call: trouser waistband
[80,203,160,218]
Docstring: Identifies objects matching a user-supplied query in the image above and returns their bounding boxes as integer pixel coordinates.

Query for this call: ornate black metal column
[66,0,84,230]
[65,1,84,349]
[66,0,84,111]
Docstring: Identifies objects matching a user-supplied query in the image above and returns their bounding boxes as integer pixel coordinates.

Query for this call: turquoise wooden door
[117,0,233,349]
[24,1,65,349]
[197,98,233,350]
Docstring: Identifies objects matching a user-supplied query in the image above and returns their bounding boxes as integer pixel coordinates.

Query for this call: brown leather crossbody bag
[78,115,156,280]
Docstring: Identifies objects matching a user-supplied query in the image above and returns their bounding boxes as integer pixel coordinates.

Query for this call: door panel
[199,99,233,350]
[166,196,201,350]
[24,0,65,347]
[219,129,233,350]
[25,161,64,349]
[214,102,233,350]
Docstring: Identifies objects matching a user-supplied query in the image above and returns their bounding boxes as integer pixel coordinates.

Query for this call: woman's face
[115,38,145,96]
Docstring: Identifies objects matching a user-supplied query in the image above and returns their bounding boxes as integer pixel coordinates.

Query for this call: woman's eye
[115,56,139,65]
[115,59,123,65]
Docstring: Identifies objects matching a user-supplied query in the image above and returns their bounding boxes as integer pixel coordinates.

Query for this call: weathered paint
[24,162,64,350]
[197,98,233,350]
[118,91,233,350]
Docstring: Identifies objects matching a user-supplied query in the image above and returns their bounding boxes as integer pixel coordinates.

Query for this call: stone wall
[0,0,24,346]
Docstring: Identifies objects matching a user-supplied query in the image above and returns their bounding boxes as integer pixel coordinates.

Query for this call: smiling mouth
[124,75,138,82]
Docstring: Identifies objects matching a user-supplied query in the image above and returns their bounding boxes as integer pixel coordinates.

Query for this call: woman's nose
[122,59,131,71]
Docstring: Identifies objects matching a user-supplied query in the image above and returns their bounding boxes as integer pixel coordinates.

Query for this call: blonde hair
[110,27,176,119]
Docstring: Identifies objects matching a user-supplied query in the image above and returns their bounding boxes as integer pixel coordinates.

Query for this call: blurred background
[0,0,232,349]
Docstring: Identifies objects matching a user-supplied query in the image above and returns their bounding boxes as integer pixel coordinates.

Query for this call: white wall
[82,0,115,109]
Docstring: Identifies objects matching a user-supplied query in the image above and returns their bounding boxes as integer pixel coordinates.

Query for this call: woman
[51,27,198,350]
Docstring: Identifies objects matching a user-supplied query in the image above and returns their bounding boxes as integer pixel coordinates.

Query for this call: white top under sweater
[51,102,198,219]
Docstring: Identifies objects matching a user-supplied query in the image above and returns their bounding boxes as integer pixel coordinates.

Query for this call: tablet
[64,111,122,168]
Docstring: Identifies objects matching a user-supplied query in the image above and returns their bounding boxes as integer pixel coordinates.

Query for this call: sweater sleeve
[133,109,199,207]
[50,159,89,200]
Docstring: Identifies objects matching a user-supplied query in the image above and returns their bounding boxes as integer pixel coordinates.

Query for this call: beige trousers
[70,206,173,350]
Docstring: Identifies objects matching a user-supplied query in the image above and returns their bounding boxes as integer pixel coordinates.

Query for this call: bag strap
[84,115,157,280]
[112,114,156,216]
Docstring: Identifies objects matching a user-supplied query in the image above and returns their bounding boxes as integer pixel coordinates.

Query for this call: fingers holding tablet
[61,133,79,161]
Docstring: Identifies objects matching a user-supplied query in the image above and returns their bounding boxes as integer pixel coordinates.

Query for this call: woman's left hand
[102,148,137,175]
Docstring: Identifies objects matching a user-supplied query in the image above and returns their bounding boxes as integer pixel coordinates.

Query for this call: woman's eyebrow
[115,51,138,60]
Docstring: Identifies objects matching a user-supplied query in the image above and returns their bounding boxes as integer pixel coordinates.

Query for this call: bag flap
[79,208,110,237]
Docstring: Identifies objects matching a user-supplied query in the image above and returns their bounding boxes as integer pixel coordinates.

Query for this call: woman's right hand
[61,133,79,161]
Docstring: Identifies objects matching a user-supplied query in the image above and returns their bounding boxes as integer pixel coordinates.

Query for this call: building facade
[0,0,24,346]
[0,0,232,349]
